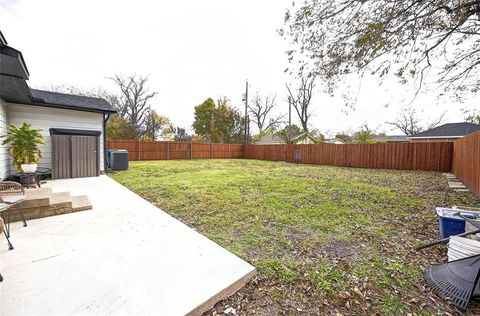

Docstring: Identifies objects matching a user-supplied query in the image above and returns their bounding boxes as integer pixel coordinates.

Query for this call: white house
[0,30,115,179]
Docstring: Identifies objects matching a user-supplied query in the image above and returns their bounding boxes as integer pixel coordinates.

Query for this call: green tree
[276,124,303,143]
[283,1,480,98]
[192,98,217,141]
[169,126,192,142]
[106,114,135,139]
[143,110,171,141]
[192,97,246,143]
[353,124,377,144]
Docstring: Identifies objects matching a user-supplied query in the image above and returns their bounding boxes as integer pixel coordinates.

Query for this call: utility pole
[244,80,249,144]
[288,96,292,144]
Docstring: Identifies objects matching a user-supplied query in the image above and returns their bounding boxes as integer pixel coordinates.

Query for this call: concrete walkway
[1,176,254,315]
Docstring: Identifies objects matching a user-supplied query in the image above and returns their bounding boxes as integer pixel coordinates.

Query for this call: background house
[254,134,288,145]
[373,135,409,143]
[409,123,480,142]
[254,132,316,144]
[0,30,115,179]
[324,138,345,144]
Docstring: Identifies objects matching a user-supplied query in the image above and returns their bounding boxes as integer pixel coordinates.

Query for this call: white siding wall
[0,98,10,179]
[6,103,105,174]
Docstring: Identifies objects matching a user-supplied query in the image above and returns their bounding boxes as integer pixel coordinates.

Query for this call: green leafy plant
[2,123,45,171]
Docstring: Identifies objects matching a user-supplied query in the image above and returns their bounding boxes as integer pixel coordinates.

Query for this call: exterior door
[71,135,99,178]
[52,134,72,179]
[52,133,99,179]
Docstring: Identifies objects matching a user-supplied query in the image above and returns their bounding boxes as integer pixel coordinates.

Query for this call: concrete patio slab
[1,175,255,316]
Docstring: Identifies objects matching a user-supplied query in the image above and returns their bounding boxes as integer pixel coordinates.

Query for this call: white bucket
[448,236,480,262]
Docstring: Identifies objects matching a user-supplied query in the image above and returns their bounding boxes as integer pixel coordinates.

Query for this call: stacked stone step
[443,173,470,193]
[7,187,92,222]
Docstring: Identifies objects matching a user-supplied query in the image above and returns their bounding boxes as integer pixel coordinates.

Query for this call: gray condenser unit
[108,149,129,170]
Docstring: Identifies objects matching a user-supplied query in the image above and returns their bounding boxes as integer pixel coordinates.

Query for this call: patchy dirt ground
[111,159,480,315]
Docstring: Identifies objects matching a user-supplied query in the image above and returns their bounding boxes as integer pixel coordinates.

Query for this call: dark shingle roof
[410,123,480,138]
[30,89,116,113]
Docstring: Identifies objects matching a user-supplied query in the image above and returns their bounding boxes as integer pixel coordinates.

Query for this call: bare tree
[144,110,171,140]
[109,75,157,138]
[463,108,480,124]
[286,75,316,132]
[248,92,284,134]
[283,1,480,98]
[387,108,445,136]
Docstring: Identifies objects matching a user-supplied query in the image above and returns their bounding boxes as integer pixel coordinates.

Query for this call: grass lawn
[111,159,480,315]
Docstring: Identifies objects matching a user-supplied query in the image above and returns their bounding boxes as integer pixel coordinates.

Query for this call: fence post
[412,143,417,170]
[190,142,193,160]
[138,140,141,161]
[228,144,230,159]
[210,143,213,159]
[167,142,170,160]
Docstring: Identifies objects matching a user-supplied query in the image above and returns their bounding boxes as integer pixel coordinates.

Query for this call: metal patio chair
[1,216,7,279]
[0,181,27,248]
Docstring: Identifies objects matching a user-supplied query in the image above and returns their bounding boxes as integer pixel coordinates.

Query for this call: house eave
[7,101,117,114]
[408,135,463,139]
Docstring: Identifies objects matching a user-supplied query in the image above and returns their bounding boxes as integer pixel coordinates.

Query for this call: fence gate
[51,129,101,179]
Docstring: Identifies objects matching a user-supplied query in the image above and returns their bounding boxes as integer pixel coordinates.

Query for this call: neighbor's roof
[324,138,345,144]
[30,89,116,114]
[255,134,286,144]
[409,123,480,138]
[374,135,409,142]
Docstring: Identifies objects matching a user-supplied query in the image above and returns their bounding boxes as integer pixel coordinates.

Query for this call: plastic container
[448,236,480,262]
[436,208,480,239]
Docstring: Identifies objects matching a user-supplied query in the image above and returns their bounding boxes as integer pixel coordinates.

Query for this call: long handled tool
[415,228,480,251]
[416,212,480,251]
[422,211,480,309]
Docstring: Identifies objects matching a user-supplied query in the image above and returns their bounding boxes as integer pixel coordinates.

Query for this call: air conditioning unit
[107,149,129,170]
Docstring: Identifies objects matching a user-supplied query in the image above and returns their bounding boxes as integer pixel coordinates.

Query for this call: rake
[424,254,480,310]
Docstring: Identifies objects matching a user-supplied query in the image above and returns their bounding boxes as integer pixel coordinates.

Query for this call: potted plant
[2,123,45,173]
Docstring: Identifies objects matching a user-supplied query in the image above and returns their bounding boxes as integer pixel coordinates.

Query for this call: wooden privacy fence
[453,131,480,197]
[106,140,244,160]
[108,140,453,171]
[107,138,480,197]
[244,142,454,172]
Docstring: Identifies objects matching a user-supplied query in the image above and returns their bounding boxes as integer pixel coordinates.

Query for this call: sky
[0,0,476,137]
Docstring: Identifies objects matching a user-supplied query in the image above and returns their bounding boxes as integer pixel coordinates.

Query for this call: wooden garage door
[52,134,99,179]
